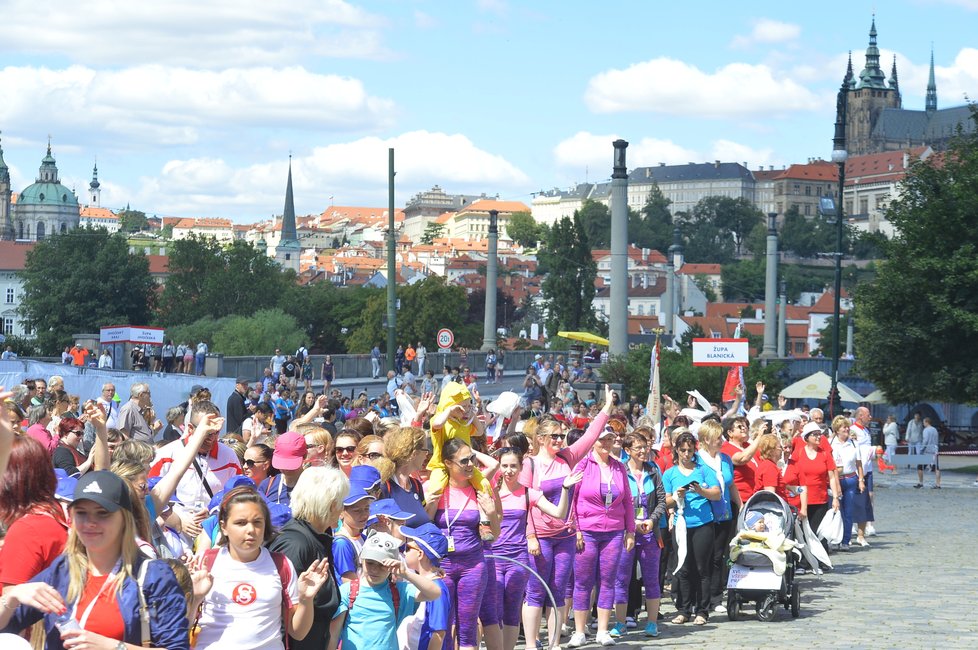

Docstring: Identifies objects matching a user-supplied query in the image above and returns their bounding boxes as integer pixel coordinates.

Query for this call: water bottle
[55,611,81,635]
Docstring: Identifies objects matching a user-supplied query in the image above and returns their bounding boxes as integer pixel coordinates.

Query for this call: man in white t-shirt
[96,382,120,429]
[149,401,241,536]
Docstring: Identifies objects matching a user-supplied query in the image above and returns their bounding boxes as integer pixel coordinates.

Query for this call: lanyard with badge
[442,486,470,553]
[633,469,647,520]
[600,463,614,509]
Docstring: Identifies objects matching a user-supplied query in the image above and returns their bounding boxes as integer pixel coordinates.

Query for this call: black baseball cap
[71,471,133,513]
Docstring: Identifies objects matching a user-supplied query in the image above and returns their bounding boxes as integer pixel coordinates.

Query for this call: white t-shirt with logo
[196,546,299,650]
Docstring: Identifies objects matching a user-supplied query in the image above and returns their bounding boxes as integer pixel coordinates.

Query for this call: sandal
[671,614,688,624]
[693,615,708,625]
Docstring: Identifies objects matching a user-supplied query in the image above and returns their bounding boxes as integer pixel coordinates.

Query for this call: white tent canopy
[778,371,864,404]
[862,389,887,404]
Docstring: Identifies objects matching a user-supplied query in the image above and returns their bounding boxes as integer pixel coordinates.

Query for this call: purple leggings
[573,530,623,611]
[479,555,501,626]
[613,532,662,604]
[526,533,576,608]
[493,550,530,627]
[441,549,488,647]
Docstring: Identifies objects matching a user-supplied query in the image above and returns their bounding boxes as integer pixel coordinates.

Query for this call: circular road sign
[437,328,454,350]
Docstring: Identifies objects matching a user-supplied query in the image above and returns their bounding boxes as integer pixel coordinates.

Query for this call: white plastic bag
[817,508,844,545]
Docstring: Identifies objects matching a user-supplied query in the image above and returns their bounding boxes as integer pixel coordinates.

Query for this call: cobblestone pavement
[524,472,978,649]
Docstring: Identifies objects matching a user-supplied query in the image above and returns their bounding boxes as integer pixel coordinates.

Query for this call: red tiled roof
[0,241,35,270]
[679,263,721,275]
[147,255,169,274]
[773,161,838,182]
[844,146,930,185]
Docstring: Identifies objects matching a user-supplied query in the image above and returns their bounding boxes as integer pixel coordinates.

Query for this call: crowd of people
[0,357,887,649]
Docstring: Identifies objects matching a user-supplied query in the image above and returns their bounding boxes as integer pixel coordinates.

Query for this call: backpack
[348,575,400,619]
[193,548,293,648]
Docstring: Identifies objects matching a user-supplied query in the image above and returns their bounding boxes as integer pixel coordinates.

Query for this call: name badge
[446,536,456,553]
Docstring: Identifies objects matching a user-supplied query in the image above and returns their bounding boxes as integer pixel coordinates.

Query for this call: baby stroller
[725,490,801,622]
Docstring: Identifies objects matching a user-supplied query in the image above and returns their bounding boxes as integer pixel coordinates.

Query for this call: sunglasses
[243,458,267,468]
[451,454,477,466]
[547,434,566,442]
[336,446,357,455]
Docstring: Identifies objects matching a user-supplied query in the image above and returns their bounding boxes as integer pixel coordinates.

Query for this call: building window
[5,289,13,304]
[2,318,13,335]
[804,204,811,216]
[804,185,811,196]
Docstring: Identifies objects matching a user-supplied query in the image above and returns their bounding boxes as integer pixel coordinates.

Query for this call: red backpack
[348,575,400,619]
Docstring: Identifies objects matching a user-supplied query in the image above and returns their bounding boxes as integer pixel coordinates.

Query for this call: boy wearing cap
[367,499,413,541]
[327,532,441,650]
[402,523,451,650]
[333,486,375,582]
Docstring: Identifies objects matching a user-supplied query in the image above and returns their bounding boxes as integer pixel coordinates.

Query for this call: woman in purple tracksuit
[493,448,582,650]
[519,387,614,650]
[427,438,501,650]
[567,424,636,647]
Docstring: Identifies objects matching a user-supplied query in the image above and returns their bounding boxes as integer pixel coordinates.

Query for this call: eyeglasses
[630,446,648,453]
[336,446,357,455]
[365,452,384,460]
[69,429,84,436]
[451,454,477,466]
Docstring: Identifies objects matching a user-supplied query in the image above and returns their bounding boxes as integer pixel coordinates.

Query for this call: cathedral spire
[844,51,855,89]
[925,47,937,114]
[857,15,887,89]
[281,155,298,243]
[889,55,899,92]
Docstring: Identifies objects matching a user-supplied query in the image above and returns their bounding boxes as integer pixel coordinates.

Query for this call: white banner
[692,338,749,367]
[100,326,165,345]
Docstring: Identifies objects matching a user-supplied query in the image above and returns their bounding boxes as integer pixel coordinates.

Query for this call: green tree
[419,222,445,245]
[158,235,295,326]
[814,314,852,358]
[345,276,470,353]
[505,211,543,248]
[575,200,611,249]
[629,185,673,252]
[19,228,155,354]
[117,208,148,233]
[855,107,978,403]
[282,283,379,353]
[212,309,306,356]
[540,214,597,334]
[692,275,718,302]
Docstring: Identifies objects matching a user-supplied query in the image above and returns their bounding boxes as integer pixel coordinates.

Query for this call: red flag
[722,366,741,402]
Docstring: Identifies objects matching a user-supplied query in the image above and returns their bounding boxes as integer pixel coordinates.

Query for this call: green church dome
[18,181,79,206]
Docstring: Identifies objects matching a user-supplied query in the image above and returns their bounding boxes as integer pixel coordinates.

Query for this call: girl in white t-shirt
[191,487,330,650]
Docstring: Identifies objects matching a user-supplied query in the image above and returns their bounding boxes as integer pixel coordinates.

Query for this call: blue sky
[1,0,976,222]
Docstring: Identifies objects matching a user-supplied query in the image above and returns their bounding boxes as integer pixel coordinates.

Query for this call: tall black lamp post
[829,76,849,418]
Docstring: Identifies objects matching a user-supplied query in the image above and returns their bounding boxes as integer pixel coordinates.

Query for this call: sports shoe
[625,616,637,629]
[931,485,942,489]
[866,522,877,536]
[644,622,660,637]
[914,483,923,488]
[856,538,869,547]
[609,622,626,637]
[714,604,727,614]
[561,623,572,637]
[567,632,587,648]
[595,631,616,646]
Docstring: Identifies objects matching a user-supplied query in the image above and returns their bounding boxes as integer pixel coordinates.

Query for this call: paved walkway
[545,475,978,649]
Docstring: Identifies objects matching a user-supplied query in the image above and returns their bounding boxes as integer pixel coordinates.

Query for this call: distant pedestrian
[405,343,417,373]
[322,355,336,392]
[416,341,427,375]
[371,345,382,379]
[97,348,113,368]
[162,339,176,372]
[916,417,941,489]
[195,339,209,375]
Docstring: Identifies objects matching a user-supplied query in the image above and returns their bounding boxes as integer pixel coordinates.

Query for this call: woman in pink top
[519,386,613,650]
[567,423,635,647]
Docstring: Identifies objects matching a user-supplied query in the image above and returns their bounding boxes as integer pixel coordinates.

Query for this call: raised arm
[293,395,328,427]
[563,385,614,466]
[0,390,14,485]
[150,414,224,513]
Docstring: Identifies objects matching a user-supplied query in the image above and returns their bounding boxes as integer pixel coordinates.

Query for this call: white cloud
[731,19,801,48]
[585,58,821,117]
[414,10,438,29]
[0,0,389,67]
[130,130,529,218]
[552,132,778,178]
[0,64,396,146]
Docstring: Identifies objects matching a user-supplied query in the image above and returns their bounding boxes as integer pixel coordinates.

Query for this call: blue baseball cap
[54,468,78,502]
[349,465,382,492]
[367,498,413,528]
[343,485,376,507]
[400,522,449,565]
[208,475,257,513]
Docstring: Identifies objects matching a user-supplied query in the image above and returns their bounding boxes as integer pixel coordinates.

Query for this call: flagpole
[648,327,664,440]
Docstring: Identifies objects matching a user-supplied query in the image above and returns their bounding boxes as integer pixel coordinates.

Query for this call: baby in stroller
[726,490,802,621]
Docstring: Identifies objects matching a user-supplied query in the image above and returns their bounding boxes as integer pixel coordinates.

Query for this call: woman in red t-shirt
[0,436,69,589]
[783,425,840,535]
[753,435,808,512]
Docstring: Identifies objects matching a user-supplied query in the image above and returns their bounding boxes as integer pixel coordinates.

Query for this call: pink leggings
[573,530,623,611]
[442,549,488,647]
[526,534,576,608]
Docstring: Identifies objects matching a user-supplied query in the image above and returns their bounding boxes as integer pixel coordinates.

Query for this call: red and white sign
[100,325,165,345]
[436,328,454,350]
[692,338,749,367]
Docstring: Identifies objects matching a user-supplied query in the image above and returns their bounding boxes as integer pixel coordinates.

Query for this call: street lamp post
[829,76,849,418]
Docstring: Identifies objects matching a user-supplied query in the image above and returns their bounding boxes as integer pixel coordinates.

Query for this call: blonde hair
[756,434,781,461]
[108,461,153,542]
[384,426,426,468]
[831,415,850,434]
[65,507,141,602]
[113,440,155,467]
[297,424,334,459]
[291,466,350,525]
[697,420,723,447]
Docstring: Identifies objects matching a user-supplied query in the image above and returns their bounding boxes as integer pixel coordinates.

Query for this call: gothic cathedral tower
[845,17,902,156]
